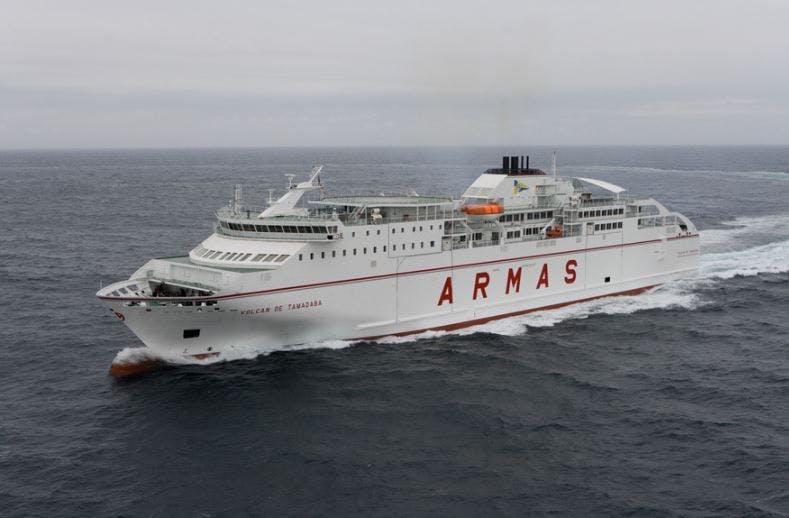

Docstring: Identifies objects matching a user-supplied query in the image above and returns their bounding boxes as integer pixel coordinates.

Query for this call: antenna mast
[233,184,243,213]
[551,151,558,177]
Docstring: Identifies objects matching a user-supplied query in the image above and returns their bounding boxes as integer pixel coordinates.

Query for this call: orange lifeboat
[546,226,563,238]
[461,203,504,215]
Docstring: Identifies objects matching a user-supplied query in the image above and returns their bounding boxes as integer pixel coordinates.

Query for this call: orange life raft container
[546,226,563,238]
[461,203,504,215]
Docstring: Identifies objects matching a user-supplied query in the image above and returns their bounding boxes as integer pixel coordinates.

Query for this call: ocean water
[0,146,787,516]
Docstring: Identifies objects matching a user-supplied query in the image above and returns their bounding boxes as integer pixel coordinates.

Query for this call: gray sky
[1,0,788,148]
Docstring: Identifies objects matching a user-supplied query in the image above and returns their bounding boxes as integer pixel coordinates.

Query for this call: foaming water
[700,214,789,251]
[112,339,357,373]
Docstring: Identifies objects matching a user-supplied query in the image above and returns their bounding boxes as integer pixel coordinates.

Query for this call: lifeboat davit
[461,203,504,215]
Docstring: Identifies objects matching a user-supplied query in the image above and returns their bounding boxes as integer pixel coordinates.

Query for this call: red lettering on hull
[564,259,578,284]
[506,267,522,294]
[437,276,454,306]
[473,272,490,300]
[536,263,550,289]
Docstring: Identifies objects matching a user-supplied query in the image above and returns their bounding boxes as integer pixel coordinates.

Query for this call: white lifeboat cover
[574,177,627,194]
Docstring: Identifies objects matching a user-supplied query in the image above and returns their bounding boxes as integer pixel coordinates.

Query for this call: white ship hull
[100,230,700,359]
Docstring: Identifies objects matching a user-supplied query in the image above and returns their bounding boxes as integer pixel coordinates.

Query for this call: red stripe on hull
[357,284,659,341]
[99,234,698,303]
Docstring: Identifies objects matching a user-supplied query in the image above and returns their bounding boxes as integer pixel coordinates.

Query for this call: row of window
[582,207,624,218]
[220,221,339,234]
[194,247,289,263]
[298,240,438,261]
[499,211,554,223]
[594,222,623,231]
[343,223,442,239]
[505,227,543,239]
[110,283,140,297]
[389,223,440,235]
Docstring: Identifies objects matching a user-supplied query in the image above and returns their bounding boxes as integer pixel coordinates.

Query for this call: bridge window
[239,253,252,261]
[332,250,336,257]
[183,329,200,339]
[353,248,357,255]
[321,252,325,259]
[430,241,435,247]
[310,253,314,260]
[363,247,367,254]
[298,254,302,261]
[264,254,279,261]
[275,255,289,262]
[383,245,387,252]
[373,246,377,253]
[343,249,347,256]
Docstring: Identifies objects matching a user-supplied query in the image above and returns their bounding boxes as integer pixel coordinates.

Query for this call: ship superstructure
[97,156,700,360]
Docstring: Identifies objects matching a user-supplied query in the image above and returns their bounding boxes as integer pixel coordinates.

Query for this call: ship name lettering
[436,259,579,306]
[506,267,522,294]
[437,276,454,306]
[241,299,322,315]
[287,300,323,311]
[473,272,490,300]
[564,259,577,284]
[536,263,550,289]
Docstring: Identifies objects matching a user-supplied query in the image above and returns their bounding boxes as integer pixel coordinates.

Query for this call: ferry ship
[97,155,700,363]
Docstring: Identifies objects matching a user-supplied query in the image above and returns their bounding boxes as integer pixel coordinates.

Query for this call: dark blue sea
[1,146,787,517]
